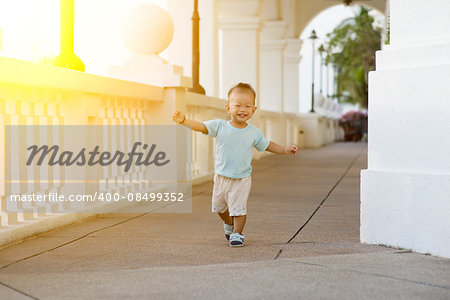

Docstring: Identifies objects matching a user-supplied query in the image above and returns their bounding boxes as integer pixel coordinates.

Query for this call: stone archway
[294,0,386,114]
[293,0,386,38]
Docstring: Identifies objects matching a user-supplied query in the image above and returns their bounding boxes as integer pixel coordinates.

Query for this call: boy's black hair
[227,82,256,104]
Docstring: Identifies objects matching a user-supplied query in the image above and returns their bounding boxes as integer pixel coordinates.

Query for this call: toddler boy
[172,83,298,247]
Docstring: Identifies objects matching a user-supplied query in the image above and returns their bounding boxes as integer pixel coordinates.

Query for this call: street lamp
[188,0,205,94]
[53,0,85,71]
[309,30,318,113]
[334,66,338,101]
[326,63,330,98]
[318,44,325,95]
[334,66,342,102]
[336,66,342,102]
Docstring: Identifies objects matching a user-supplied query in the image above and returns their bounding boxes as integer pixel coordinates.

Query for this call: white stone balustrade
[0,56,172,244]
[295,93,343,148]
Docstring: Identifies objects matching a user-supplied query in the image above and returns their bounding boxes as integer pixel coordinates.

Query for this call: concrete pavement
[0,142,448,299]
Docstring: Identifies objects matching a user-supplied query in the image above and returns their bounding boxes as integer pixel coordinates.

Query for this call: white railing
[0,57,167,244]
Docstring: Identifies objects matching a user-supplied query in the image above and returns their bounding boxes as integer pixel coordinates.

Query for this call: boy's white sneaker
[224,223,233,240]
[229,233,245,247]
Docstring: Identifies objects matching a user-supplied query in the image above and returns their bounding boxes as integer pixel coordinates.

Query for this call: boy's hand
[285,145,299,155]
[172,110,185,124]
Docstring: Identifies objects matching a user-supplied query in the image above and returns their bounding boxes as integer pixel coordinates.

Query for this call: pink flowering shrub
[339,110,368,141]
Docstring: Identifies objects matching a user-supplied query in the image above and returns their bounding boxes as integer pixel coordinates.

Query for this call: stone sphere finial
[121,4,174,55]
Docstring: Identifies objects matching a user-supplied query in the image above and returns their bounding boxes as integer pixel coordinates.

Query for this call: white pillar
[281,0,295,38]
[361,0,450,258]
[218,0,264,102]
[283,38,302,114]
[259,21,287,112]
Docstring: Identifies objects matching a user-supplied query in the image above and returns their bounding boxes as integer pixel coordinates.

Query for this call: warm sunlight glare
[0,0,59,63]
[0,0,168,74]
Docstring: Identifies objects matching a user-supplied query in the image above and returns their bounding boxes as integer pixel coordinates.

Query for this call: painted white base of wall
[362,42,450,258]
[361,170,450,258]
[367,64,450,172]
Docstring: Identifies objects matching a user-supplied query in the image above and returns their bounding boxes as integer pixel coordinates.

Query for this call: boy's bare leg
[217,210,233,225]
[232,215,246,234]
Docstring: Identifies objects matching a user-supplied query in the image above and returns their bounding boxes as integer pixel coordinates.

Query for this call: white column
[283,38,302,114]
[361,0,450,258]
[218,0,264,102]
[259,21,287,112]
[281,0,295,38]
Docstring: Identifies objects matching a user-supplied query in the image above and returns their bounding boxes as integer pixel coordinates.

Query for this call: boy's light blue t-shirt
[202,119,270,179]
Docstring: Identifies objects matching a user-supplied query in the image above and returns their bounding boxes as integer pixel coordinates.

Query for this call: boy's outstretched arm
[172,110,208,134]
[266,141,298,155]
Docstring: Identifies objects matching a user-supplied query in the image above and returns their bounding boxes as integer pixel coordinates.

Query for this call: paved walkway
[0,143,448,299]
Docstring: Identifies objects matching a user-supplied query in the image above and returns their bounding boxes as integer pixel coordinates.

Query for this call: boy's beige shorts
[211,173,252,216]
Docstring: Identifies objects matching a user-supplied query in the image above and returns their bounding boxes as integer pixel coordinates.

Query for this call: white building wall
[361,0,450,258]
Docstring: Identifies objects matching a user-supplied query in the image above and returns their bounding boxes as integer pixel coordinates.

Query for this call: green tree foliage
[324,6,382,108]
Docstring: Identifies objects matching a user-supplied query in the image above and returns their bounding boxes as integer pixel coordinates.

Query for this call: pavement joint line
[284,144,366,246]
[273,144,366,260]
[0,210,155,271]
[268,241,316,246]
[269,241,366,247]
[288,258,450,290]
[274,249,283,260]
[0,281,39,300]
[268,242,401,257]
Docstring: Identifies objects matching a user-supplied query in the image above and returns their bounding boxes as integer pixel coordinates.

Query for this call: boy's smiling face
[226,88,257,126]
